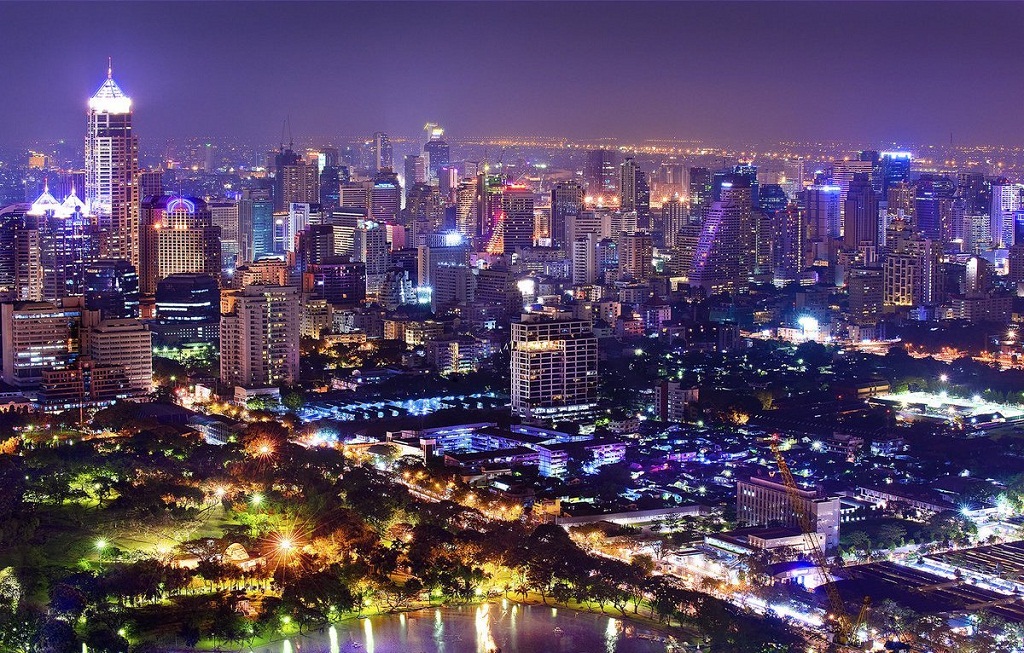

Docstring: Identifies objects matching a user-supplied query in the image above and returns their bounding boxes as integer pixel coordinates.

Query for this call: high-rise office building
[319,166,342,209]
[404,154,427,194]
[27,186,97,302]
[370,171,401,223]
[843,174,880,252]
[883,220,942,308]
[220,285,300,389]
[139,196,222,295]
[85,65,139,268]
[0,204,41,301]
[356,221,389,296]
[279,160,319,210]
[990,179,1023,248]
[550,180,584,248]
[84,260,139,319]
[878,151,911,196]
[373,132,393,172]
[305,259,366,305]
[772,205,804,278]
[88,319,152,394]
[1,299,82,388]
[661,196,687,247]
[914,176,956,243]
[688,167,713,213]
[688,176,755,292]
[511,309,598,421]
[804,184,842,241]
[848,266,884,326]
[209,199,239,268]
[618,232,653,281]
[500,185,535,253]
[571,234,597,285]
[423,134,450,181]
[238,189,275,263]
[758,184,788,216]
[830,158,873,224]
[152,273,220,353]
[620,157,638,212]
[584,149,620,197]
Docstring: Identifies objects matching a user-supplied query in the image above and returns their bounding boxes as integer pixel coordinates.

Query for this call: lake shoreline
[172,597,692,653]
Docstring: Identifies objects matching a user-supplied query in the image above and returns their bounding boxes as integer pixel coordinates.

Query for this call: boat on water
[553,627,564,635]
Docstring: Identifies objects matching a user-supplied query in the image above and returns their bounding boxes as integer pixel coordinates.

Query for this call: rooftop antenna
[107,57,112,79]
[287,115,293,151]
[280,119,287,152]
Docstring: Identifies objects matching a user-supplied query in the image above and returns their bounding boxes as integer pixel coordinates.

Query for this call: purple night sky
[4,1,1024,146]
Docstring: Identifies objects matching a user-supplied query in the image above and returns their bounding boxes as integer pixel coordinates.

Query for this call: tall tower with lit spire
[85,60,139,268]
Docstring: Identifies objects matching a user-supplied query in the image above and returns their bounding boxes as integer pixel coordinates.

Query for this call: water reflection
[606,617,621,653]
[329,625,339,653]
[475,604,496,653]
[253,604,668,653]
[363,617,375,653]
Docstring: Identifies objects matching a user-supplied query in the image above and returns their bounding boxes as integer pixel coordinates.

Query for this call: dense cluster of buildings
[5,67,1024,420]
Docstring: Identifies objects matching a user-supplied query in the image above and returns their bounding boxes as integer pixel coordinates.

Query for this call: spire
[89,61,131,114]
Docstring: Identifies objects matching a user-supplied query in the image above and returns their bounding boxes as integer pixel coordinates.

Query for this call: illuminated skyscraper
[511,309,598,421]
[83,259,139,319]
[990,179,1023,247]
[879,151,911,196]
[550,180,584,248]
[843,174,880,251]
[772,204,804,277]
[404,154,426,194]
[584,149,620,197]
[238,189,274,263]
[661,196,687,247]
[85,64,139,268]
[688,176,755,293]
[139,196,222,295]
[370,170,401,223]
[280,160,319,209]
[618,232,652,281]
[500,185,535,253]
[220,285,300,389]
[423,130,450,181]
[620,157,638,212]
[688,167,712,213]
[914,175,955,243]
[804,184,842,241]
[373,131,393,172]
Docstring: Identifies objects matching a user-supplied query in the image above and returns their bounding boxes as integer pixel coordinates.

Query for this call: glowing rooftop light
[88,66,132,115]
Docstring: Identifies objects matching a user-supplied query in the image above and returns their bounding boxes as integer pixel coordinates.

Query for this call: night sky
[5,1,1024,147]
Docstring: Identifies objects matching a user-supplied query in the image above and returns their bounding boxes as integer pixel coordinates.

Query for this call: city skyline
[5,2,1024,147]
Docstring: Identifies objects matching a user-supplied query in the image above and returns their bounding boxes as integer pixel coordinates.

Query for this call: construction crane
[769,436,870,648]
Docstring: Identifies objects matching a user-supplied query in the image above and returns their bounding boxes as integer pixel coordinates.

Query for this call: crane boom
[769,438,854,644]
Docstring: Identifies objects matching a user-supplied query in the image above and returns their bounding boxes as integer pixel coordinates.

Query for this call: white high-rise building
[511,309,598,421]
[990,181,1023,247]
[220,285,300,389]
[373,132,393,172]
[85,64,139,268]
[571,234,597,285]
[88,318,152,393]
[1,300,81,388]
[209,200,240,267]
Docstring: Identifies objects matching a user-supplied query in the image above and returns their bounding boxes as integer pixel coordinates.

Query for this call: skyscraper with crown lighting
[85,63,139,269]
